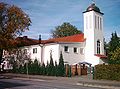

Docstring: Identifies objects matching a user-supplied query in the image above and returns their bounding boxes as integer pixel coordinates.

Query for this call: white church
[3,3,107,67]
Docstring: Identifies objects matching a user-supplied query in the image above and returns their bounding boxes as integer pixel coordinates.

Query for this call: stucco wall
[43,43,59,65]
[59,42,85,65]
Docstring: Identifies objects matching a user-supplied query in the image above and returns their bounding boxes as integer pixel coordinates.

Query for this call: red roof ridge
[43,33,85,43]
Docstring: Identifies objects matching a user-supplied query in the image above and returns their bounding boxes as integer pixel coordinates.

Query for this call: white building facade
[3,3,107,67]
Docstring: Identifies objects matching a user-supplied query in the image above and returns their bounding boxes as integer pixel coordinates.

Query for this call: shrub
[94,64,120,81]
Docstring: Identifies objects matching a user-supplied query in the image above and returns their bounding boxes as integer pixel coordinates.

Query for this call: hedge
[94,64,120,81]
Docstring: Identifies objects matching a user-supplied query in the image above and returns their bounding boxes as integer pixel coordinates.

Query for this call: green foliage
[55,61,59,76]
[94,64,120,81]
[49,53,55,76]
[12,53,65,77]
[109,47,120,64]
[107,32,120,64]
[58,52,65,76]
[108,32,120,52]
[51,22,82,38]
[46,61,50,75]
[108,32,120,60]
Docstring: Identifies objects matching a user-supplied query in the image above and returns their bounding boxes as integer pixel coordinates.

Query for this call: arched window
[97,40,100,54]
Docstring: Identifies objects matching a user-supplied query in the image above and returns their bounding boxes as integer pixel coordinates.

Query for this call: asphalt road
[0,77,102,89]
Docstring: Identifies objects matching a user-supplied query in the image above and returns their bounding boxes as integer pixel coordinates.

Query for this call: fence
[65,64,88,76]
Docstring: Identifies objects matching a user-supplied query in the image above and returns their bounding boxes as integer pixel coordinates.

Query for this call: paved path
[0,73,120,89]
[0,77,100,89]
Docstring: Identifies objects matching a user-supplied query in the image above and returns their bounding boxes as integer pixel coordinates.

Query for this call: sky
[1,0,120,42]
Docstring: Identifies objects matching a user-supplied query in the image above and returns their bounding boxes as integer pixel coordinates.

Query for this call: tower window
[95,15,97,29]
[89,15,92,29]
[98,16,99,30]
[97,40,100,54]
[100,18,102,30]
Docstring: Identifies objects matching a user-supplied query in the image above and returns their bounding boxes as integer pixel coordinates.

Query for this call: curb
[76,82,120,89]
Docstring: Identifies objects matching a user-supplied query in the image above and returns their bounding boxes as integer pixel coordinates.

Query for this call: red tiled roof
[43,33,85,43]
[14,36,40,47]
[95,54,107,58]
[13,34,85,47]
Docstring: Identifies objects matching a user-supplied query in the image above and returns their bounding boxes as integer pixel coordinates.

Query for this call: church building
[3,3,107,67]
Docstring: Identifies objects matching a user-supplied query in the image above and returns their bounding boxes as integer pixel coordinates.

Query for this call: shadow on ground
[0,80,29,89]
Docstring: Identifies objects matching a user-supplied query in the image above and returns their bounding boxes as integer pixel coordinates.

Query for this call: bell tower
[83,2,105,66]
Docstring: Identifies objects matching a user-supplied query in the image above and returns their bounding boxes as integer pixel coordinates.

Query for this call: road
[0,76,103,89]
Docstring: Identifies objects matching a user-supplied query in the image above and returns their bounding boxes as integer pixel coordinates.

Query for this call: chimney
[39,35,41,44]
[23,36,27,39]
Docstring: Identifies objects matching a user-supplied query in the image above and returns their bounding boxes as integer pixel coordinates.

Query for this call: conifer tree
[108,32,120,53]
[58,52,65,76]
[55,61,58,76]
[41,62,46,75]
[46,61,49,75]
[49,52,55,76]
[110,47,120,64]
[108,32,120,62]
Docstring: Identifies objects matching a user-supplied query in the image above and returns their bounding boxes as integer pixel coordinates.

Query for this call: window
[100,18,102,30]
[33,48,37,54]
[95,15,97,29]
[80,48,84,54]
[97,40,100,54]
[74,47,78,53]
[24,49,27,54]
[98,16,99,30]
[89,15,92,29]
[64,46,69,52]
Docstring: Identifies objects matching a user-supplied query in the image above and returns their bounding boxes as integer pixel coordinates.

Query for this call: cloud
[1,0,120,41]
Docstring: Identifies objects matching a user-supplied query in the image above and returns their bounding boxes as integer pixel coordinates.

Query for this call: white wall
[29,45,42,62]
[84,11,105,66]
[59,42,85,65]
[43,43,59,65]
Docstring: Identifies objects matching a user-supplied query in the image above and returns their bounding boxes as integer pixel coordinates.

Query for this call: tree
[55,61,58,76]
[41,62,46,75]
[108,32,120,52]
[51,22,82,38]
[108,32,120,60]
[58,52,65,76]
[109,47,120,64]
[0,2,31,64]
[49,52,55,76]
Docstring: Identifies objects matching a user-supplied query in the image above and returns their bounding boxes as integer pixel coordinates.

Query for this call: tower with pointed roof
[83,2,105,65]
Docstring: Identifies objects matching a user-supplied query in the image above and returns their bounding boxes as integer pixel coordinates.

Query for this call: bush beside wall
[94,64,120,81]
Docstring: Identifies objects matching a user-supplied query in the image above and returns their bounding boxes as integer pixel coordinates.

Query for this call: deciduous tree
[0,2,31,64]
[51,22,82,38]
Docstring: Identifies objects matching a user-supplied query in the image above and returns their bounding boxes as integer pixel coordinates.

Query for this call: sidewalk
[1,73,120,88]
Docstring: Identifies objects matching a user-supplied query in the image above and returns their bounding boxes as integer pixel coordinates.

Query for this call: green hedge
[94,64,120,81]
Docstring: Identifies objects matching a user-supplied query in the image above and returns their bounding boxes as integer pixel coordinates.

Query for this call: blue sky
[1,0,120,42]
